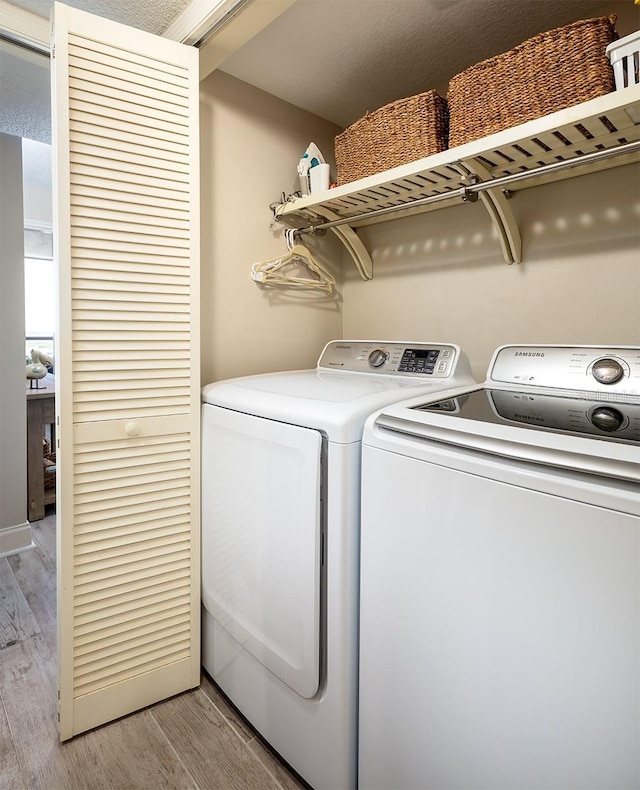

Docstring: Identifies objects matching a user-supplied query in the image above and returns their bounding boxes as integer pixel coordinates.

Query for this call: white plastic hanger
[251,229,335,294]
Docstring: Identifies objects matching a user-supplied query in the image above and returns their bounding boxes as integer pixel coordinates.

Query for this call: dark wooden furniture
[26,374,55,522]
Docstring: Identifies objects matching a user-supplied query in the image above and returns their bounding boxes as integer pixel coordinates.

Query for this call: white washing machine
[200,340,475,790]
[359,344,640,790]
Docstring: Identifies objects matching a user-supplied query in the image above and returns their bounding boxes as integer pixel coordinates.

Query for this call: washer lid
[202,369,473,443]
[414,388,640,445]
[202,340,475,443]
[366,384,640,483]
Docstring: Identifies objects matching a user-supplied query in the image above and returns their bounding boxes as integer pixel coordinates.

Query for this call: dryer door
[201,404,322,699]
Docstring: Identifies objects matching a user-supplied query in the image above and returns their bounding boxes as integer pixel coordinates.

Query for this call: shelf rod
[291,139,640,234]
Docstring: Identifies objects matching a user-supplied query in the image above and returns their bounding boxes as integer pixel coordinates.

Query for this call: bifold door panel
[53,2,200,739]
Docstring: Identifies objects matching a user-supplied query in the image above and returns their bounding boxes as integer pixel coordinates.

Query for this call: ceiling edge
[163,0,249,44]
[0,0,49,52]
[198,0,296,79]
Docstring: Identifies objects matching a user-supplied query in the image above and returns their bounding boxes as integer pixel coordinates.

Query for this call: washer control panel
[489,345,640,398]
[318,341,462,378]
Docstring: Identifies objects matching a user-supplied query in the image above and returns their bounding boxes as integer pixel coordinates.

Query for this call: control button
[590,406,625,432]
[437,362,447,372]
[592,357,624,385]
[440,350,451,358]
[368,349,388,369]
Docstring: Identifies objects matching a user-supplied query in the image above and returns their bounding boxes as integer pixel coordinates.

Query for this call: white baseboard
[0,522,34,558]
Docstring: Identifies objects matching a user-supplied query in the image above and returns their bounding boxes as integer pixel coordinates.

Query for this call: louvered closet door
[52,2,200,740]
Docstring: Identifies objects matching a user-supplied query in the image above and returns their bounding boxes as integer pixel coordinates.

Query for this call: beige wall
[199,71,343,385]
[339,0,640,379]
[0,134,29,548]
[199,3,640,386]
[342,165,640,380]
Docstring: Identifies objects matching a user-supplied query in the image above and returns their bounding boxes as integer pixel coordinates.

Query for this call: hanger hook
[285,228,298,251]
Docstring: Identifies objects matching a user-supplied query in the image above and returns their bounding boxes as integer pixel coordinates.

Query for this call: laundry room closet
[199,0,640,384]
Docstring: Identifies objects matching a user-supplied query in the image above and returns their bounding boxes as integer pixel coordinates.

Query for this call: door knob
[125,421,140,437]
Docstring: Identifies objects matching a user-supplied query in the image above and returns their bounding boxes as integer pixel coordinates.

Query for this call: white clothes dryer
[201,340,475,790]
[359,344,640,790]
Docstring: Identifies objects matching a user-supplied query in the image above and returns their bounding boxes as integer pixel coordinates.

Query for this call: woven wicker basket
[335,90,448,185]
[448,15,618,148]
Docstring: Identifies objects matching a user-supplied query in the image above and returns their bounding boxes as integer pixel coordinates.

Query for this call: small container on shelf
[607,30,640,90]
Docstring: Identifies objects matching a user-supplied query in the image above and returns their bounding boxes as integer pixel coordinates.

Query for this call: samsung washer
[359,344,640,789]
[200,340,475,790]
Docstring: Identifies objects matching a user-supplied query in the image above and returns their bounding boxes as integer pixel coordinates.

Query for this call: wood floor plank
[151,687,283,790]
[0,695,26,790]
[29,514,56,567]
[0,635,199,790]
[199,672,256,744]
[0,634,71,790]
[0,558,41,650]
[199,673,306,787]
[3,514,305,790]
[58,710,199,790]
[7,543,56,655]
[246,736,308,790]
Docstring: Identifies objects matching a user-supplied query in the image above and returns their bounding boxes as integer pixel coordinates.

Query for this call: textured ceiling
[220,0,634,128]
[6,0,191,36]
[2,0,639,148]
[0,39,50,143]
[0,0,192,144]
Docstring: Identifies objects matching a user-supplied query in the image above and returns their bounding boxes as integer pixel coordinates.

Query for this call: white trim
[0,523,33,558]
[24,219,54,233]
[1,0,296,77]
[162,0,250,45]
[198,0,296,78]
[0,0,251,52]
[0,0,48,52]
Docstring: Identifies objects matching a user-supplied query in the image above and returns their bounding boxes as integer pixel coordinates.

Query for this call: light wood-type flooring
[0,513,307,790]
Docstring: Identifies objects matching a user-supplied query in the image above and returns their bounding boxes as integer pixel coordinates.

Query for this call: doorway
[0,34,52,545]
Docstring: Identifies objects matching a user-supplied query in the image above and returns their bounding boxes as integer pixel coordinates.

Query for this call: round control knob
[590,406,625,433]
[592,357,624,385]
[368,349,388,369]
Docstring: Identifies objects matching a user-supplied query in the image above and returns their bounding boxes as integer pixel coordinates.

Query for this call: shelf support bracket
[452,159,522,264]
[302,205,373,280]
